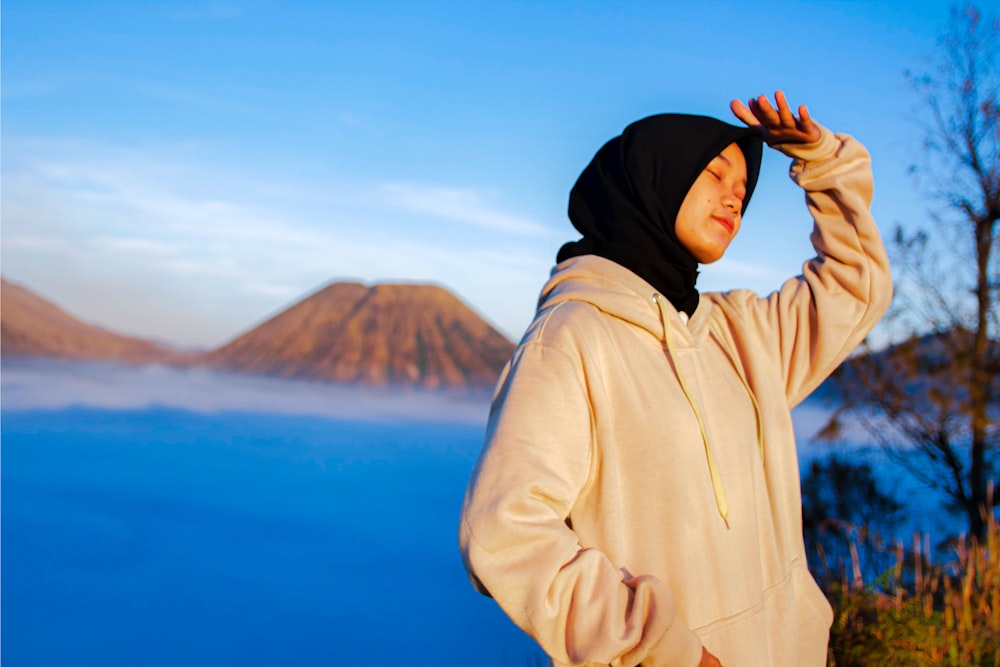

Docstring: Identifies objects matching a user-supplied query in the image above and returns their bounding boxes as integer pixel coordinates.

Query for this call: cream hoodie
[459,126,891,667]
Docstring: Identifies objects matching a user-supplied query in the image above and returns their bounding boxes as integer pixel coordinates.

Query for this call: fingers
[732,92,788,130]
[750,94,779,124]
[729,98,757,128]
[774,90,797,126]
[798,103,818,134]
[730,90,821,145]
[751,91,795,131]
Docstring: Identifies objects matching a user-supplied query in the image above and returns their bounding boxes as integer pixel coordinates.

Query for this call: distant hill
[0,277,178,364]
[198,281,514,391]
[822,327,1000,403]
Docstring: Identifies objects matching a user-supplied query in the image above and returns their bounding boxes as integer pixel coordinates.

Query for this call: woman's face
[674,142,748,264]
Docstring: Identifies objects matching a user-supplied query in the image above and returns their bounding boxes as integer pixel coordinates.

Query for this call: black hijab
[557,114,763,316]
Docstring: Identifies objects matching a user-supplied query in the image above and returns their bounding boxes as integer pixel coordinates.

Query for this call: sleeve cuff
[773,123,840,163]
[639,616,703,667]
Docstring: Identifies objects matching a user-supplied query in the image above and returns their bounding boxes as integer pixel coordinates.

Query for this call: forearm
[776,124,893,402]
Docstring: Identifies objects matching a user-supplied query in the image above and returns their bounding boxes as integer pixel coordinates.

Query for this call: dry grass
[826,492,1000,666]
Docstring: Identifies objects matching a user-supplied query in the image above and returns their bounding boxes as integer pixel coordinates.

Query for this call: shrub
[826,503,1000,666]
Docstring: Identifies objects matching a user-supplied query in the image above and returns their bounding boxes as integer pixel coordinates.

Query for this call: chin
[696,251,726,264]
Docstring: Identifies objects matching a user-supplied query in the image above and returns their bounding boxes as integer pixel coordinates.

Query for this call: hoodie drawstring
[652,294,766,529]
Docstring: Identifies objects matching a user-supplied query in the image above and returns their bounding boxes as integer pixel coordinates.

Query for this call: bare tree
[824,5,999,540]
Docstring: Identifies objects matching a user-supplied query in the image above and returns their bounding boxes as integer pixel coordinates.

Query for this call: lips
[711,214,735,234]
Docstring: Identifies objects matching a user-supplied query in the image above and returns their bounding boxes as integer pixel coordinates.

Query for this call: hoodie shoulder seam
[533,299,603,341]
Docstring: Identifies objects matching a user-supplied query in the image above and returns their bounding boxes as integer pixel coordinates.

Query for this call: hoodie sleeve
[716,124,892,407]
[459,336,703,667]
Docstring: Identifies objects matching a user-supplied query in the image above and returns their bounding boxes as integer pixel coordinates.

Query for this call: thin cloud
[711,256,785,280]
[92,236,180,257]
[1,136,554,347]
[380,182,551,237]
[2,234,79,256]
[697,255,792,297]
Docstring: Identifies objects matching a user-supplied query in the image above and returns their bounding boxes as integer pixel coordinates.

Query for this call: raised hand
[730,90,821,146]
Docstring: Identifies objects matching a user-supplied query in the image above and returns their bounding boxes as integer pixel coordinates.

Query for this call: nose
[721,193,741,214]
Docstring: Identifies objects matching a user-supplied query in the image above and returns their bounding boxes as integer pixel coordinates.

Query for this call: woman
[459,92,892,667]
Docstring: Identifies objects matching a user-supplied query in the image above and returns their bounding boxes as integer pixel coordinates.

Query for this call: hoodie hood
[557,114,763,317]
[539,254,714,347]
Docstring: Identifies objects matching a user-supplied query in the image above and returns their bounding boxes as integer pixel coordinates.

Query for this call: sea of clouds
[0,358,493,425]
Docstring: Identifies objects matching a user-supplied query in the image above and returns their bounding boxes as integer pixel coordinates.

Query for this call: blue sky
[2,1,954,348]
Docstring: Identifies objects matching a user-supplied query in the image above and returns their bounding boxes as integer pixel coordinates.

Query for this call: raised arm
[723,92,892,405]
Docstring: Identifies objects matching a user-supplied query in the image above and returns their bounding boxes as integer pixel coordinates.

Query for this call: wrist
[773,123,838,162]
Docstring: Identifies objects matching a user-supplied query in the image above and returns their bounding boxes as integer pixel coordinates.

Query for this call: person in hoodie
[458,91,892,667]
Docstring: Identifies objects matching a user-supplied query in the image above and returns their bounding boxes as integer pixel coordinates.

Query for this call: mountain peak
[0,277,178,364]
[199,280,514,390]
[1,277,515,392]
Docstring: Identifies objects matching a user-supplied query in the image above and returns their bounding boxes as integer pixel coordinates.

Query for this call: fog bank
[0,359,492,425]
